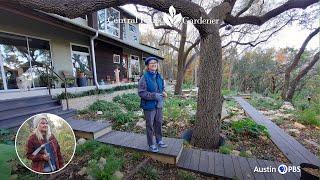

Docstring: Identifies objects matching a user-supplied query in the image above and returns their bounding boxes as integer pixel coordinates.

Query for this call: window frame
[97,8,120,38]
[70,43,91,77]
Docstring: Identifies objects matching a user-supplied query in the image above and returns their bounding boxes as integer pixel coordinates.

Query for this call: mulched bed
[219,100,291,163]
[133,159,219,180]
[260,111,320,157]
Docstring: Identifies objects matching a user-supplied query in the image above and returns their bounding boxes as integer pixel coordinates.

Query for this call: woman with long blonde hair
[26,114,64,173]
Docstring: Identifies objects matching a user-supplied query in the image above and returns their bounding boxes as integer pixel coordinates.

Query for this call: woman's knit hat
[33,114,49,129]
[144,56,159,65]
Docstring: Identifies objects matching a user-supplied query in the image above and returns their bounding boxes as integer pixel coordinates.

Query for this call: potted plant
[76,63,87,87]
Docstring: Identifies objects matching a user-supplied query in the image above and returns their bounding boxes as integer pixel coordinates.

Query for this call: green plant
[177,170,196,180]
[0,144,17,180]
[274,117,284,125]
[88,100,138,125]
[231,118,269,137]
[296,107,320,126]
[87,156,124,180]
[182,81,195,90]
[239,151,250,158]
[139,166,160,180]
[249,93,283,110]
[56,84,138,100]
[219,144,233,154]
[76,140,101,155]
[113,93,141,111]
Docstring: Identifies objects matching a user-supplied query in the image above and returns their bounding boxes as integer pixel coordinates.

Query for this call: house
[0,4,163,98]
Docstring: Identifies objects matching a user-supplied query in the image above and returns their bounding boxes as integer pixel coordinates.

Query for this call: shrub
[56,84,138,99]
[239,151,250,158]
[113,93,141,111]
[231,118,269,137]
[163,97,196,122]
[89,100,121,112]
[177,170,196,180]
[88,100,138,125]
[249,93,282,110]
[182,81,195,90]
[219,144,233,154]
[76,140,101,155]
[139,166,160,180]
[87,156,124,180]
[296,106,320,126]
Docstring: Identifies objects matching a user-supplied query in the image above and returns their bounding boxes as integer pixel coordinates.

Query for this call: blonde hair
[33,114,51,141]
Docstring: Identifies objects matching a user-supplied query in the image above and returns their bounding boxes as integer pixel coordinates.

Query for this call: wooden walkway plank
[237,156,255,179]
[222,154,236,179]
[176,147,188,167]
[213,152,225,177]
[261,160,286,180]
[207,150,215,175]
[183,148,193,169]
[198,150,209,174]
[256,159,274,180]
[247,158,267,180]
[189,149,201,171]
[231,155,245,180]
[234,97,320,166]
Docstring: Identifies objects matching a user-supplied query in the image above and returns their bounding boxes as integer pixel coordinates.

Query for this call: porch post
[0,53,7,90]
[90,30,100,89]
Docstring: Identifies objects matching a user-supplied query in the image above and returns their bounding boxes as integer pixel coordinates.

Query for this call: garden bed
[214,99,290,163]
[249,94,320,157]
[76,92,290,163]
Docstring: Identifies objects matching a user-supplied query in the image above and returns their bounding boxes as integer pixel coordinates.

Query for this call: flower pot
[76,77,87,87]
[300,163,319,180]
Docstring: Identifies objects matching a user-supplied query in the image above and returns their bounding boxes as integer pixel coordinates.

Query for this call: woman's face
[38,119,48,133]
[147,60,158,71]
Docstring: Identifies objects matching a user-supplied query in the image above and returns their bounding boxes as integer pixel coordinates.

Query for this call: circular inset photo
[15,113,76,174]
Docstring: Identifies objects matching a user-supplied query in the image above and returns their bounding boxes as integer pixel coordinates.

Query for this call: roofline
[0,4,162,59]
[118,6,145,24]
[46,13,162,59]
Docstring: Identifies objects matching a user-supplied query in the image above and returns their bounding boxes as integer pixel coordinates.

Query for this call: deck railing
[44,65,69,110]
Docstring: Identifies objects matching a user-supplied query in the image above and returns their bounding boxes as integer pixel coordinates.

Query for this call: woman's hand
[43,154,50,161]
[163,92,167,98]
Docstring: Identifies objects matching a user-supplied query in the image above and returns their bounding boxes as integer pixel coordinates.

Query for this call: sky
[122,4,319,50]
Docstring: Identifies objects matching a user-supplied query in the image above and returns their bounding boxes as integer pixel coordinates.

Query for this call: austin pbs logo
[278,164,300,174]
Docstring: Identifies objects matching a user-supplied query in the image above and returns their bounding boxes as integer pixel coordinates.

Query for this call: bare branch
[222,16,293,48]
[159,42,179,51]
[225,0,318,26]
[286,27,320,74]
[184,37,201,59]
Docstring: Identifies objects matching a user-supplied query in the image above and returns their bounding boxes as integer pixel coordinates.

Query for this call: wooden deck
[70,120,303,179]
[96,131,184,164]
[234,97,320,166]
[177,148,299,180]
[66,118,112,139]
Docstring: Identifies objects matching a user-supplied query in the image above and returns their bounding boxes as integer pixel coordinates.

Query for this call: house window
[0,32,51,90]
[71,44,91,77]
[129,24,136,33]
[97,8,120,38]
[113,54,120,64]
[129,55,140,79]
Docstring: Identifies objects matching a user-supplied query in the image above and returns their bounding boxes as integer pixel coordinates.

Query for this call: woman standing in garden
[138,56,168,152]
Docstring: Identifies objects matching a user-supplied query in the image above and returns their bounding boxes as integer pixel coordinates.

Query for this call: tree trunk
[174,23,188,95]
[191,29,222,149]
[286,51,320,101]
[227,61,233,90]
